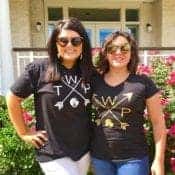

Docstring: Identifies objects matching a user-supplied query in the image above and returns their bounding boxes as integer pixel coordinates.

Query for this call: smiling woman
[56,30,83,68]
[6,18,95,175]
[90,31,167,175]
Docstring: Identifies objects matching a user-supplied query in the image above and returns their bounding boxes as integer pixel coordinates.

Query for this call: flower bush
[22,97,36,133]
[1,52,175,174]
[0,95,93,175]
[0,95,43,175]
[137,56,175,174]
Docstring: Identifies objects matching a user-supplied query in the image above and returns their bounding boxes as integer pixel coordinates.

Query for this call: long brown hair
[45,17,94,82]
[97,31,139,75]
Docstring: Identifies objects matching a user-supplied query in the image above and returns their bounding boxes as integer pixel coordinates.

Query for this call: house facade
[1,0,175,94]
[10,0,175,48]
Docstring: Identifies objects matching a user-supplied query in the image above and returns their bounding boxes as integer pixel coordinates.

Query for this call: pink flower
[30,125,36,132]
[147,50,160,55]
[143,109,148,119]
[91,47,101,57]
[137,64,152,76]
[170,157,175,173]
[160,98,169,106]
[166,55,175,66]
[23,111,33,124]
[22,110,36,131]
[167,71,175,86]
[168,124,175,137]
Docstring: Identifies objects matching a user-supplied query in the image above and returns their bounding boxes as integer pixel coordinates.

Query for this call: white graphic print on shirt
[92,92,133,130]
[54,75,90,110]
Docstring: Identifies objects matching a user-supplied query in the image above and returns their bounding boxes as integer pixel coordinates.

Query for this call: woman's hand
[20,130,48,149]
[151,159,164,175]
[6,92,48,149]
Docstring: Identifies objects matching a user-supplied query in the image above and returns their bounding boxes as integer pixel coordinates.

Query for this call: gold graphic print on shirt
[92,93,133,130]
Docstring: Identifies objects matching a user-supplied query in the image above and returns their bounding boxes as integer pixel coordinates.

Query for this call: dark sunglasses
[57,37,83,47]
[107,43,131,54]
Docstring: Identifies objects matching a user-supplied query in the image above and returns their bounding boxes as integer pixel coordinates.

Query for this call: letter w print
[92,93,133,130]
[54,75,90,110]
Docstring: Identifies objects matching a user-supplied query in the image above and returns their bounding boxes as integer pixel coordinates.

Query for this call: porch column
[0,0,14,95]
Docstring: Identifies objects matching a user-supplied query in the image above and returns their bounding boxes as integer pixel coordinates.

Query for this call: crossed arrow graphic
[93,93,133,130]
[111,93,133,109]
[54,78,90,110]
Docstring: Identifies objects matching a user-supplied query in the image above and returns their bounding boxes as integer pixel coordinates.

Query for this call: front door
[83,22,121,48]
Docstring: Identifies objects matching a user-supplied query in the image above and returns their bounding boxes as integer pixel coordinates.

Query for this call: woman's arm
[6,91,28,136]
[146,93,167,175]
[6,91,48,149]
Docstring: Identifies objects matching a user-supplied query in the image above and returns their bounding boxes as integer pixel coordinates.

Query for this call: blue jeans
[91,156,149,175]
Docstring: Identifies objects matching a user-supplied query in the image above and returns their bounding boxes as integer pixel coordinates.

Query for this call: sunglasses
[57,37,83,47]
[107,43,131,54]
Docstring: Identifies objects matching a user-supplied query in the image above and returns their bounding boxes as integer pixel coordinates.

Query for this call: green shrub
[0,96,43,175]
[0,95,93,175]
[3,55,175,174]
[138,57,175,174]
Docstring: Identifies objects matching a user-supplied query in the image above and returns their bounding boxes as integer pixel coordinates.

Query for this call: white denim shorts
[39,153,90,175]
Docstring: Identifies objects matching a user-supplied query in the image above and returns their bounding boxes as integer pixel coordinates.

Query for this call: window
[48,8,63,21]
[125,9,139,22]
[47,8,63,39]
[48,24,55,38]
[125,9,139,42]
[126,24,139,41]
[99,29,117,46]
[69,8,120,21]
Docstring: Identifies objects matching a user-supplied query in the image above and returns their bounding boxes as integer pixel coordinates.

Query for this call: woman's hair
[97,31,139,75]
[45,17,94,82]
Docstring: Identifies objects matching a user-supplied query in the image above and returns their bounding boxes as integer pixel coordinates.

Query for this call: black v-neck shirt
[11,59,92,162]
[90,73,159,161]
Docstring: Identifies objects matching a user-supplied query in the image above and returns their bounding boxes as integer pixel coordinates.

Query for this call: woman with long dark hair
[6,18,94,175]
[90,31,166,175]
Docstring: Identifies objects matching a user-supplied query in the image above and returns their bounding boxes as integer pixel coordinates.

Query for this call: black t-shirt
[90,73,159,161]
[10,59,92,162]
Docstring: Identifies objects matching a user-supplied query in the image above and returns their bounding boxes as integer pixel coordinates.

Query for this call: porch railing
[139,47,175,65]
[13,47,175,79]
[13,48,48,79]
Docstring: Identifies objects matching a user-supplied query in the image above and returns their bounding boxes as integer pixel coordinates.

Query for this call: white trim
[14,50,171,77]
[0,0,14,95]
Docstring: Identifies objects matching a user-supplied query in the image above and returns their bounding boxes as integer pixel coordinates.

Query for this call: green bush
[0,95,93,175]
[2,55,175,174]
[138,57,175,174]
[0,95,43,175]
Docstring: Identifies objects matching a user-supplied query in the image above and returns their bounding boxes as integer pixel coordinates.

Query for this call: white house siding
[139,2,156,47]
[0,0,14,95]
[39,0,155,47]
[10,0,31,47]
[152,0,162,47]
[9,0,175,48]
[162,0,175,47]
[30,0,46,47]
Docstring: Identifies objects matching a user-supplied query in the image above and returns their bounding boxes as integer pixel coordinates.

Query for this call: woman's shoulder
[30,58,48,68]
[130,74,158,90]
[25,58,49,72]
[130,73,153,82]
